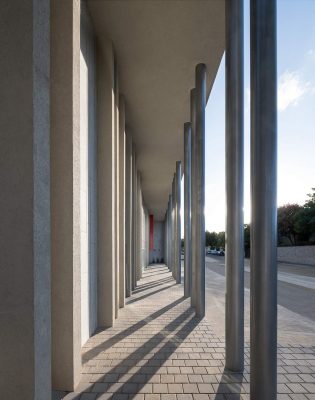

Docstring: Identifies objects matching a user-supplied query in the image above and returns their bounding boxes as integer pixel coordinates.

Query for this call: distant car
[218,250,225,256]
[206,250,211,255]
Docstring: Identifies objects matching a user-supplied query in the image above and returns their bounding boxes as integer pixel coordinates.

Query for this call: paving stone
[153,384,168,394]
[61,266,315,400]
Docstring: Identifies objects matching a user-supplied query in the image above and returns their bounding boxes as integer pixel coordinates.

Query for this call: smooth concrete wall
[0,1,51,398]
[51,0,81,391]
[149,222,165,264]
[80,2,98,346]
[97,36,116,327]
[119,96,126,307]
[277,246,315,266]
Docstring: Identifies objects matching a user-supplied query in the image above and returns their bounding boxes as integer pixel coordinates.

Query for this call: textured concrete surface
[54,265,315,399]
[278,246,315,266]
[51,0,82,391]
[97,36,116,328]
[0,1,51,398]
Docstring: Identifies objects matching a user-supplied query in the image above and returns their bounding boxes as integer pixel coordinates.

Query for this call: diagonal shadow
[132,277,173,294]
[140,271,170,279]
[79,307,199,397]
[127,282,177,304]
[214,368,245,399]
[82,296,186,363]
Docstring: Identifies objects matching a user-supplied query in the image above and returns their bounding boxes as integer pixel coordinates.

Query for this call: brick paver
[54,265,315,400]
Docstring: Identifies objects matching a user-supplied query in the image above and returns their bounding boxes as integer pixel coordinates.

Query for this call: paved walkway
[57,265,315,400]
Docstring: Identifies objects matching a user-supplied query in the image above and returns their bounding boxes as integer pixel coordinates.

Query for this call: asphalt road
[204,255,315,346]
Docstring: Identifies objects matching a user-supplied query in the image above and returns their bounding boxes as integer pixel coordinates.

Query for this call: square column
[119,95,126,308]
[96,37,116,328]
[0,1,51,398]
[51,0,81,390]
[114,61,120,319]
[125,133,133,297]
[132,144,137,289]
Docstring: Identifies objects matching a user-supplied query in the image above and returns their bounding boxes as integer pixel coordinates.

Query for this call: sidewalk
[56,265,315,400]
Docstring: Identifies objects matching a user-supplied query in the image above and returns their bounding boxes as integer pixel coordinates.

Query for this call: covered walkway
[56,266,315,400]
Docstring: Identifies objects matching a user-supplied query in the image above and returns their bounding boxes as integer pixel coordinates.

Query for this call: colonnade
[164,1,277,399]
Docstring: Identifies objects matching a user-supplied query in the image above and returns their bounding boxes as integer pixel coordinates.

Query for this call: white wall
[80,4,97,346]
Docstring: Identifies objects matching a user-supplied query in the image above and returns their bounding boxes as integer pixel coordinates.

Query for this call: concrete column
[132,145,137,289]
[96,37,116,328]
[125,133,133,297]
[137,172,142,280]
[225,0,244,373]
[119,95,126,308]
[175,162,182,284]
[114,61,120,318]
[190,89,197,307]
[0,1,51,398]
[51,0,81,390]
[164,211,168,265]
[250,2,277,399]
[168,196,173,271]
[172,177,176,279]
[184,123,192,297]
[195,64,206,319]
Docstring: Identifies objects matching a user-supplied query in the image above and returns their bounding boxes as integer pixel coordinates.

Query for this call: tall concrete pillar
[225,0,244,372]
[114,61,120,319]
[119,95,126,308]
[195,64,206,319]
[172,177,176,279]
[190,89,197,307]
[168,195,173,271]
[0,1,51,398]
[51,0,82,390]
[184,123,192,297]
[175,162,182,284]
[132,144,137,289]
[125,133,133,297]
[96,37,116,328]
[250,2,277,399]
[136,172,142,280]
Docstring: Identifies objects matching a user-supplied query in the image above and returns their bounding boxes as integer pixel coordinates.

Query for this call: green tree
[294,188,315,241]
[205,231,218,247]
[277,204,302,245]
[217,231,225,248]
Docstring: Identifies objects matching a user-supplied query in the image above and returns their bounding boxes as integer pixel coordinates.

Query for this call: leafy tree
[217,231,225,248]
[277,204,302,245]
[205,231,218,247]
[294,188,315,241]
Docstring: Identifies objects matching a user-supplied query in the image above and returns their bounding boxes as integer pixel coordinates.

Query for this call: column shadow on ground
[214,369,245,399]
[82,296,186,362]
[77,307,201,399]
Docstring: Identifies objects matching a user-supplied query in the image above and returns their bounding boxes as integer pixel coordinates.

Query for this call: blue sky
[202,0,315,232]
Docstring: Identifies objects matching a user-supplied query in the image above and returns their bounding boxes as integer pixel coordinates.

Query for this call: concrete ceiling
[87,0,225,221]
